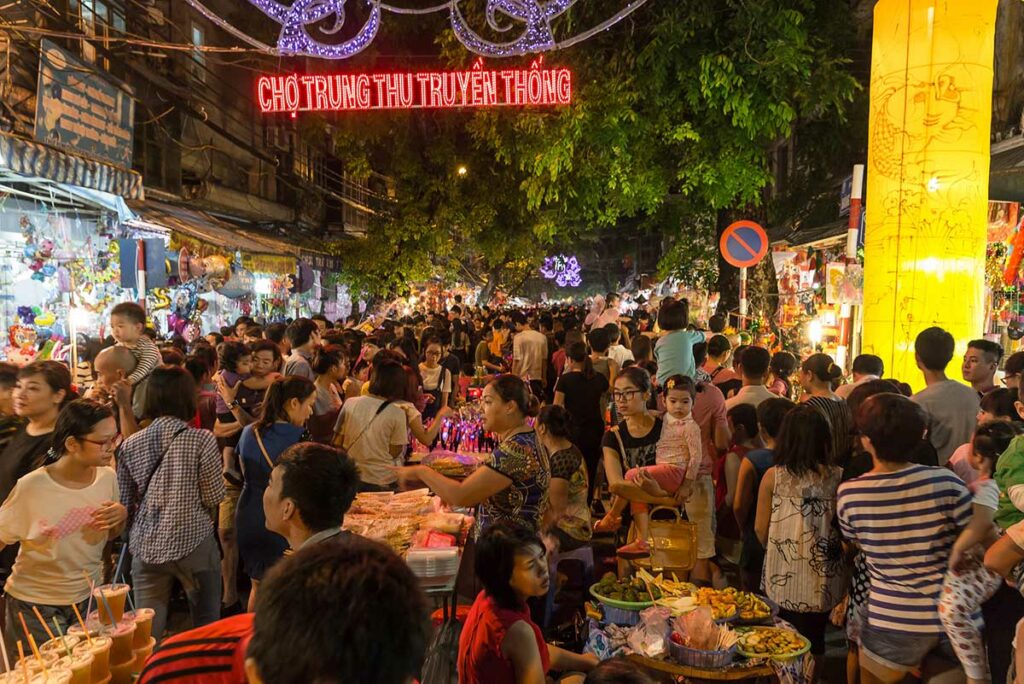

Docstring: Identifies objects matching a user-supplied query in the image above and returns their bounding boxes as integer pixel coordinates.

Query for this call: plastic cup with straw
[70,604,92,647]
[82,571,114,626]
[112,549,135,612]
[29,608,54,643]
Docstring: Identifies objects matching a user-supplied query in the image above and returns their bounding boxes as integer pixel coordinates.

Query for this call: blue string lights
[540,254,582,288]
[186,0,649,60]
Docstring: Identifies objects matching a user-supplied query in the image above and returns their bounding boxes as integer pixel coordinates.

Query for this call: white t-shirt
[420,365,452,394]
[971,478,1000,511]
[513,329,548,381]
[0,466,119,605]
[608,344,635,368]
[334,396,409,486]
[724,384,776,411]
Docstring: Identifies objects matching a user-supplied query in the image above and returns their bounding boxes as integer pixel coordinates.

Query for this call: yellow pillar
[862,0,997,389]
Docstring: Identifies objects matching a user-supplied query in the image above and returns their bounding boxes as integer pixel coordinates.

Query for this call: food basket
[735,627,811,661]
[421,451,481,479]
[588,585,651,626]
[732,595,779,626]
[668,638,737,669]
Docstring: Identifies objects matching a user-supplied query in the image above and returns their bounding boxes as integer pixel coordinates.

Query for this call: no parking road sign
[720,220,768,269]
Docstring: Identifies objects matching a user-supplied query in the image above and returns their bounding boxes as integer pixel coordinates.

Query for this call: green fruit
[638,592,651,602]
[601,572,617,582]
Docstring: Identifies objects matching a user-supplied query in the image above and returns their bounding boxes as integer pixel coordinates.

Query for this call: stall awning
[769,220,848,248]
[991,137,1024,203]
[127,199,301,257]
[0,132,143,200]
[126,199,341,276]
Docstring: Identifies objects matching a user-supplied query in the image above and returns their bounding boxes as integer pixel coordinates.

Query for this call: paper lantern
[861,0,997,389]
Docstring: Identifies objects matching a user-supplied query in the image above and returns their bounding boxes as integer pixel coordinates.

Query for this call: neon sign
[257,61,572,114]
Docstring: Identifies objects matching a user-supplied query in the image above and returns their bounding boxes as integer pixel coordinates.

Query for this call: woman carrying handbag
[117,367,224,641]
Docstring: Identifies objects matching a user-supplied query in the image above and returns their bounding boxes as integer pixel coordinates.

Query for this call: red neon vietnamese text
[256,66,572,113]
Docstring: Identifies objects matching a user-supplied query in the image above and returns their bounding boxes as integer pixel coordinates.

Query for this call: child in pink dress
[617,375,705,557]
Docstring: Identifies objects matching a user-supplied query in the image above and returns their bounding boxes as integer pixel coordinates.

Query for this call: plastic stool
[543,545,595,628]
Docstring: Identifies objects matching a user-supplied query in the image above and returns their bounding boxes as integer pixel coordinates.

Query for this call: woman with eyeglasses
[0,399,125,651]
[419,337,452,422]
[594,367,679,534]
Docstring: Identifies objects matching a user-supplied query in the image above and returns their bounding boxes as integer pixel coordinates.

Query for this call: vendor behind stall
[396,375,549,535]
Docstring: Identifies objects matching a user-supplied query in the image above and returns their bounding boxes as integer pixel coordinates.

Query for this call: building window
[72,0,125,68]
[190,23,206,83]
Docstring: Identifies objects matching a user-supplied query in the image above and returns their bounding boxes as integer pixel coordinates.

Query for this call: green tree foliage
[320,0,859,298]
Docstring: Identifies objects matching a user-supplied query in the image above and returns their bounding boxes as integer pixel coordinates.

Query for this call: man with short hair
[604,322,634,367]
[263,442,359,549]
[911,326,980,465]
[282,318,320,380]
[835,354,884,399]
[724,346,774,411]
[310,314,329,334]
[511,311,547,397]
[963,338,1003,397]
[138,537,430,684]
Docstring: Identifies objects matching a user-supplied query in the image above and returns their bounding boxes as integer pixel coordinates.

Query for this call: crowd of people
[0,293,1021,683]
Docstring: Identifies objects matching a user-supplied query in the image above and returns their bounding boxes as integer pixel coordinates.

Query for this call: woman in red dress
[458,522,597,683]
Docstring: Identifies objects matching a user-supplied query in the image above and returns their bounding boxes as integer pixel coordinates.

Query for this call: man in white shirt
[511,311,547,396]
[604,322,634,367]
[724,346,775,410]
[835,354,884,399]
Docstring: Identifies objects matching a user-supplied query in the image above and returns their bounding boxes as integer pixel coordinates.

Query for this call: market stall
[586,572,812,682]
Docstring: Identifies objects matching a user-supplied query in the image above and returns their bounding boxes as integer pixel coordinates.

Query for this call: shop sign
[34,40,134,169]
[257,61,572,114]
[839,175,852,216]
[241,253,297,276]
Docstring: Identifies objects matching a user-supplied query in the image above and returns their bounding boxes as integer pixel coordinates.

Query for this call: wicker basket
[601,604,642,626]
[668,639,737,669]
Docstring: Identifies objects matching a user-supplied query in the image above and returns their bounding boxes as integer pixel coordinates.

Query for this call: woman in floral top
[397,375,549,534]
[536,405,591,551]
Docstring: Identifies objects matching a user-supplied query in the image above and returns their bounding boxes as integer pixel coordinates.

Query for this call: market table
[420,556,462,623]
[626,653,775,682]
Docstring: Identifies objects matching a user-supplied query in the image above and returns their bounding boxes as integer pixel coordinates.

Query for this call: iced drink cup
[107,658,132,684]
[131,637,155,673]
[72,635,111,683]
[39,636,80,658]
[123,609,154,649]
[52,654,93,684]
[29,669,73,684]
[91,586,129,626]
[103,622,134,668]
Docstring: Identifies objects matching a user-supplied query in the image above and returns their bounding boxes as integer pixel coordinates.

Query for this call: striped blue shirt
[837,464,971,634]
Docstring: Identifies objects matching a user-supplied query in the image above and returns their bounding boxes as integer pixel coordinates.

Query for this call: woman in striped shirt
[838,393,972,683]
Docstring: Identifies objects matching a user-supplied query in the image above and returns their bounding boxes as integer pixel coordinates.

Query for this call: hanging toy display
[19,215,59,282]
[6,325,38,365]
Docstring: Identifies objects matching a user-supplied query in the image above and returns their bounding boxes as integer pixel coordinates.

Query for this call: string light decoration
[185,0,649,59]
[540,254,582,287]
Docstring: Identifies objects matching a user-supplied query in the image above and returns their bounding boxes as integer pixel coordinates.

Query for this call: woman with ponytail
[800,353,854,467]
[554,342,609,500]
[236,376,316,610]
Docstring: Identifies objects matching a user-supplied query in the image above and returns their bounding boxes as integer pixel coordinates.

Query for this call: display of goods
[693,587,772,622]
[590,573,659,609]
[422,451,479,478]
[635,568,697,599]
[735,626,811,660]
[422,512,466,535]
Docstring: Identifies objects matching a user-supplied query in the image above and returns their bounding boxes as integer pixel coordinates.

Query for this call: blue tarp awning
[0,131,143,200]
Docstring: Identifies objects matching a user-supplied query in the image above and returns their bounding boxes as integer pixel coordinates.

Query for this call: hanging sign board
[257,62,572,114]
[719,220,769,269]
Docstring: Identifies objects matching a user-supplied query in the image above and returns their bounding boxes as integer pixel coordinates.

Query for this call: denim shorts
[860,622,958,673]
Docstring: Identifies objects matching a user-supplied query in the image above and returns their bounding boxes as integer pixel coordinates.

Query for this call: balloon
[10,325,37,350]
[22,245,36,259]
[40,264,56,277]
[50,322,66,339]
[31,271,44,282]
[36,327,52,342]
[33,312,56,327]
[150,288,171,311]
[183,321,201,343]
[216,268,255,299]
[196,298,209,313]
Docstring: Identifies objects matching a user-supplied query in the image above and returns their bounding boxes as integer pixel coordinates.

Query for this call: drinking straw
[70,604,92,647]
[30,607,54,642]
[15,642,27,684]
[51,618,71,658]
[82,571,113,625]
[113,549,136,611]
[0,622,9,672]
[16,617,46,678]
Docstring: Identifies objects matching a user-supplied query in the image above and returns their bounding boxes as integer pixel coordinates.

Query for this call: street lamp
[456,165,468,177]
